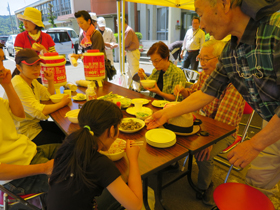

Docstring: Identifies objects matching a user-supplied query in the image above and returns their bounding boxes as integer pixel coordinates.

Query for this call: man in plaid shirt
[147,0,280,203]
[175,40,245,205]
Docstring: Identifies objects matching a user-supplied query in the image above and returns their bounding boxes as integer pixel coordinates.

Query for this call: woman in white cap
[15,7,56,55]
[97,17,118,66]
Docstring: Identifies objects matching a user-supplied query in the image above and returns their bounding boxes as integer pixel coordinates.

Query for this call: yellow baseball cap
[17,7,44,28]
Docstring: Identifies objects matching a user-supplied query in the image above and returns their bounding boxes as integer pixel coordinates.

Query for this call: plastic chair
[181,68,200,83]
[0,185,45,210]
[213,103,255,170]
[211,158,274,210]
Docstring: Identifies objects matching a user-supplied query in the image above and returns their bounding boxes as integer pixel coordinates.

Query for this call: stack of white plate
[145,128,176,148]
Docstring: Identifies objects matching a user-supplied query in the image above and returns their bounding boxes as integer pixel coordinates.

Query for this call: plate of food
[72,93,86,101]
[131,98,150,105]
[126,107,153,116]
[98,92,131,108]
[112,97,131,108]
[119,118,145,133]
[152,100,169,108]
[99,138,126,161]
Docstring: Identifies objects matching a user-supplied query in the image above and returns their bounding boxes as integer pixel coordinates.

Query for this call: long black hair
[49,100,123,190]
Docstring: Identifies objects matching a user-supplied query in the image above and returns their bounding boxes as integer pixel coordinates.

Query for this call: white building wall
[168,7,181,44]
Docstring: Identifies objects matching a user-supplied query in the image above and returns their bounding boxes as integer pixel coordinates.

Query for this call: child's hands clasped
[126,140,140,162]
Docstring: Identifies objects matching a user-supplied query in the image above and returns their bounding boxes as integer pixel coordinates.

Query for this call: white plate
[173,125,201,136]
[146,138,176,148]
[145,128,176,148]
[152,100,169,108]
[131,98,150,105]
[72,95,86,101]
[126,107,153,116]
[119,118,145,133]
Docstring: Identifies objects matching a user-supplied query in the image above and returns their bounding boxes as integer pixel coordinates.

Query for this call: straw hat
[17,7,44,28]
[163,102,201,135]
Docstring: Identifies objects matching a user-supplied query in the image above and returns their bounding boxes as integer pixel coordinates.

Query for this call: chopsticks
[175,81,182,102]
[143,73,148,80]
[119,141,144,149]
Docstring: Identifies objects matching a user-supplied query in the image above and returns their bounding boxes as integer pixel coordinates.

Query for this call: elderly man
[180,16,205,70]
[97,17,118,66]
[147,0,280,202]
[174,40,245,205]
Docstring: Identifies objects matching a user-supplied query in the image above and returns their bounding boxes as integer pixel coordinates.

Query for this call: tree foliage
[19,21,25,33]
[0,15,18,35]
[48,4,57,28]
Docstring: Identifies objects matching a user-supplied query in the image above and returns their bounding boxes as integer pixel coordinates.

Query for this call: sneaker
[202,182,215,206]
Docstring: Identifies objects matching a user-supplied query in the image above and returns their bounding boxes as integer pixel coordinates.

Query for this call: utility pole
[7,3,15,34]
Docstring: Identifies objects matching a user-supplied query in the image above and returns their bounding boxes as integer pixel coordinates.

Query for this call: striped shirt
[185,71,245,138]
[201,12,280,122]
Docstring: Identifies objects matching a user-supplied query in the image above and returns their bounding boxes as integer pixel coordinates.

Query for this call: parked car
[0,35,9,47]
[5,34,17,57]
[46,29,76,60]
[47,27,79,53]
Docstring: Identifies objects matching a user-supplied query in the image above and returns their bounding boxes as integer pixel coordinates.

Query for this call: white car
[47,27,79,53]
[46,29,75,60]
[5,34,17,57]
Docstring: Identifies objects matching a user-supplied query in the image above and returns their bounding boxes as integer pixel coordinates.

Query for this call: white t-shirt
[182,28,205,51]
[102,27,116,65]
[4,75,51,140]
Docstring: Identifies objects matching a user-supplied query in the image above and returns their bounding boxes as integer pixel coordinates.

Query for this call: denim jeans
[4,144,60,195]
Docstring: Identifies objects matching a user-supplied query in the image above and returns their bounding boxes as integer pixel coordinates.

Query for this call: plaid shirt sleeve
[214,84,245,138]
[201,53,231,99]
[183,72,207,96]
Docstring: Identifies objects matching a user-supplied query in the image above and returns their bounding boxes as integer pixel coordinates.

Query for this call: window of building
[156,7,169,40]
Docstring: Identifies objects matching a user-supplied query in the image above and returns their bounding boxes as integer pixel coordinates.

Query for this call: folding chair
[181,68,200,84]
[213,102,255,170]
[0,185,45,210]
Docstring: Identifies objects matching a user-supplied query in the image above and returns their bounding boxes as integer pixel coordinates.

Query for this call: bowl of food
[119,118,145,133]
[50,94,67,103]
[99,138,126,161]
[135,111,151,120]
[65,109,80,124]
[140,80,156,88]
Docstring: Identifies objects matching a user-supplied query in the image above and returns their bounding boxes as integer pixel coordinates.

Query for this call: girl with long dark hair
[48,100,142,210]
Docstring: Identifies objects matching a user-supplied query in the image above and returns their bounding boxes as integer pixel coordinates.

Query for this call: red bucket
[40,52,67,88]
[83,50,105,80]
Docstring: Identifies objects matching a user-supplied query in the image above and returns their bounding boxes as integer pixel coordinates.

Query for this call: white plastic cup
[64,90,72,97]
[134,101,143,113]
